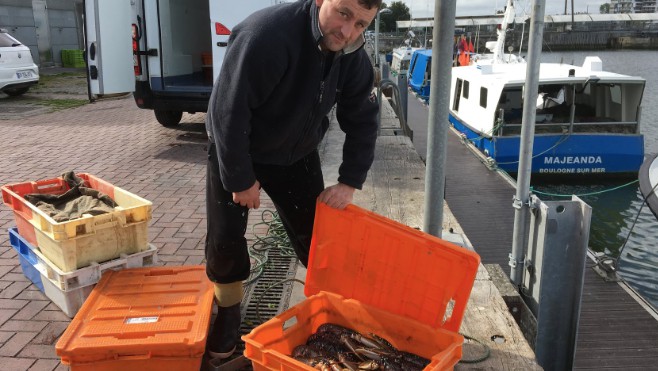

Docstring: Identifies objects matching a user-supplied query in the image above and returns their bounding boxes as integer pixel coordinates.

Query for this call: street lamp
[375,7,392,127]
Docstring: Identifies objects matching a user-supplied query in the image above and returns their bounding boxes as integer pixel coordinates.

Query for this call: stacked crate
[2,173,156,317]
[61,49,86,68]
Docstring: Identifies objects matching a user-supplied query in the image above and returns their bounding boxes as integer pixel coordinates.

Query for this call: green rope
[462,118,505,142]
[531,179,639,198]
[244,210,295,286]
[458,333,491,364]
[495,130,571,165]
[255,278,306,324]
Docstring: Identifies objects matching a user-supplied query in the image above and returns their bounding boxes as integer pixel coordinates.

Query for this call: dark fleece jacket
[205,0,378,192]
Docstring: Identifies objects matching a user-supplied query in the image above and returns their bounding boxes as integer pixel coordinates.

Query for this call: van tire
[155,110,182,127]
[3,87,30,97]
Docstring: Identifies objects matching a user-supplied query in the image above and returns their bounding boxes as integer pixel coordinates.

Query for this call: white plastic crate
[9,228,158,317]
[43,278,96,318]
[39,245,158,291]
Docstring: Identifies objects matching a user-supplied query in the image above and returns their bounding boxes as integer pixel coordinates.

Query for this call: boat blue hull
[408,49,431,101]
[449,114,644,176]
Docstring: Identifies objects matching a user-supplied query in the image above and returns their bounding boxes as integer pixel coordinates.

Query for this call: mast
[493,0,516,64]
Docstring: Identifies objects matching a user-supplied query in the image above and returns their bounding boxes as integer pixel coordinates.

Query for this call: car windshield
[0,33,21,47]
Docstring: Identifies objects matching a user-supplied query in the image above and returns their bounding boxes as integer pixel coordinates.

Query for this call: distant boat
[390,46,420,79]
[408,49,432,101]
[407,0,645,177]
[639,153,658,219]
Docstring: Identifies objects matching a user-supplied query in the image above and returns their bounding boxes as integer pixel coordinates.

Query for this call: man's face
[316,0,378,52]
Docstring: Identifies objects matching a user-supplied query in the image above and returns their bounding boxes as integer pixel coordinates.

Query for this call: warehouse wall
[0,0,83,66]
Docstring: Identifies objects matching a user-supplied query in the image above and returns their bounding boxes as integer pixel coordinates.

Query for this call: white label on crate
[124,316,159,324]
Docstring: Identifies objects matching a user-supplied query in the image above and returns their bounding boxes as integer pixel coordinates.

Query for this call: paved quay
[0,92,539,369]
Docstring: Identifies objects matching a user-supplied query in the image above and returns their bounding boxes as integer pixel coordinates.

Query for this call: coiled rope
[244,210,296,286]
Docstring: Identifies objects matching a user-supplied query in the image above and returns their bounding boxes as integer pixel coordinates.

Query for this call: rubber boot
[206,303,241,359]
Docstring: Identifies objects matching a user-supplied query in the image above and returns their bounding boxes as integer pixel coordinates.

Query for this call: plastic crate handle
[113,352,152,361]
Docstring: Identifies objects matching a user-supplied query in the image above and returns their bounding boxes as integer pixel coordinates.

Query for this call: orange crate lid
[305,202,480,333]
[56,266,214,364]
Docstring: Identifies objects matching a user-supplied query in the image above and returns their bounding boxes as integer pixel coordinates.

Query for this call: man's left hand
[318,183,355,210]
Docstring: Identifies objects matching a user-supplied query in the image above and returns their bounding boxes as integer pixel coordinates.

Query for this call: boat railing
[381,78,414,140]
[497,120,639,136]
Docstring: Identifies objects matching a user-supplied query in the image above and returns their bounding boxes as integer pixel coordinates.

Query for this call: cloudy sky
[403,0,607,18]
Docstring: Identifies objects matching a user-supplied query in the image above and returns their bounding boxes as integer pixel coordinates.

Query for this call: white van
[84,0,278,126]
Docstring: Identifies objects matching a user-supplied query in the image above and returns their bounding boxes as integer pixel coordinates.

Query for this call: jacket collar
[310,0,365,55]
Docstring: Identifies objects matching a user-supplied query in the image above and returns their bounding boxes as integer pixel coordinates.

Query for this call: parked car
[0,28,39,96]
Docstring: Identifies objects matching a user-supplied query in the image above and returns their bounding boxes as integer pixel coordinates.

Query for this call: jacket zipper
[288,55,329,162]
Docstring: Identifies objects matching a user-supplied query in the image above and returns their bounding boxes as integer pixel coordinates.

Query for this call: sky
[402,0,607,18]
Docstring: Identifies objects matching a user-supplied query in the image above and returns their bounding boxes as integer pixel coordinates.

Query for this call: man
[204,0,381,359]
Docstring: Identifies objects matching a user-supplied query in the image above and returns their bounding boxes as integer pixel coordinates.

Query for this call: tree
[600,3,611,14]
[367,1,411,33]
[381,1,411,33]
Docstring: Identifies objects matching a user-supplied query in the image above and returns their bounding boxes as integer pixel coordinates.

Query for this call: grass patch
[39,98,88,110]
[33,72,86,90]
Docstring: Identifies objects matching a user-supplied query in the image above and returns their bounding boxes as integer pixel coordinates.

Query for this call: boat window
[401,60,410,71]
[480,87,488,108]
[453,78,463,111]
[496,87,523,125]
[409,55,418,75]
[610,84,622,104]
[463,80,469,99]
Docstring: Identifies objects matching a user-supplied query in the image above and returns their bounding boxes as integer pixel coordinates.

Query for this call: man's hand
[233,180,261,209]
[318,183,355,210]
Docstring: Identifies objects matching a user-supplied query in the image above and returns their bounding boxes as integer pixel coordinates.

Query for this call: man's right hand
[233,180,261,209]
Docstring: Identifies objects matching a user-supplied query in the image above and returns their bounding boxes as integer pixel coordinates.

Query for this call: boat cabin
[450,57,646,138]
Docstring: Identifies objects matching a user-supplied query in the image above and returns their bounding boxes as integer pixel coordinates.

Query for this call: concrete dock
[0,88,540,369]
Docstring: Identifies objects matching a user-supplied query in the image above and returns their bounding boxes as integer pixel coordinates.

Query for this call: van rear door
[209,0,277,82]
[83,0,134,99]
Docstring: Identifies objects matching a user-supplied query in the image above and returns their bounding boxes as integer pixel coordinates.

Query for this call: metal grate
[239,248,298,352]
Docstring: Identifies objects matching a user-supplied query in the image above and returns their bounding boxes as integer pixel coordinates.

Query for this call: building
[611,0,635,13]
[0,0,83,66]
[611,0,658,13]
[635,0,657,13]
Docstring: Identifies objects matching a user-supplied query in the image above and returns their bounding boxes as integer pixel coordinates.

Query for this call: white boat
[446,0,646,177]
[390,46,418,78]
[639,153,658,219]
[390,32,423,78]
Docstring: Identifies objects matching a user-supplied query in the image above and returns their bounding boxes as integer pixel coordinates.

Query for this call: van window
[480,87,488,108]
[463,80,469,99]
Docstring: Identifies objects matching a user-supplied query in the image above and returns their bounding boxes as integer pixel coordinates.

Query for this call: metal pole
[509,0,546,285]
[398,72,408,123]
[375,9,391,129]
[422,0,456,238]
[375,10,382,127]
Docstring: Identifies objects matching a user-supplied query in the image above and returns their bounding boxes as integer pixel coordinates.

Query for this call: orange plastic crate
[55,266,214,371]
[243,202,481,370]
